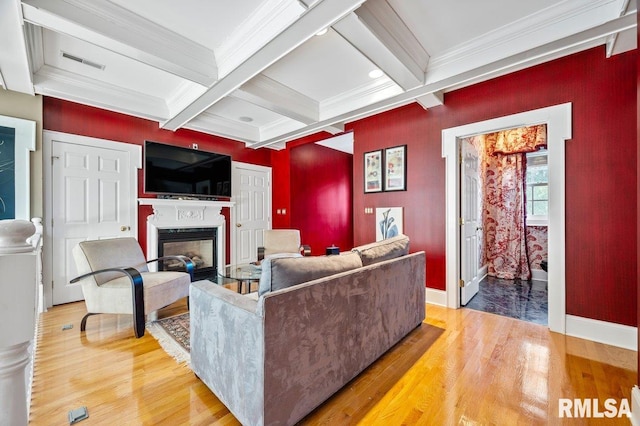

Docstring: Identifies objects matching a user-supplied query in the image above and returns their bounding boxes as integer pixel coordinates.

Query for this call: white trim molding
[425,288,447,307]
[442,103,572,335]
[565,315,637,351]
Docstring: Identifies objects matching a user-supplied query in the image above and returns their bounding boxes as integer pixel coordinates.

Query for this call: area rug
[146,312,191,365]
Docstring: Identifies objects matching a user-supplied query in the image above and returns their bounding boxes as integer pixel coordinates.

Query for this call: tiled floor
[464,275,548,325]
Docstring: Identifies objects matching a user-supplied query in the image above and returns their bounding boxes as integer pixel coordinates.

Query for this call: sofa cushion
[351,234,410,266]
[258,251,362,296]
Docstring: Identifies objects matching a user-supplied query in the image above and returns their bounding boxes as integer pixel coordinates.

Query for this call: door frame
[442,103,572,334]
[43,130,141,309]
[230,161,272,265]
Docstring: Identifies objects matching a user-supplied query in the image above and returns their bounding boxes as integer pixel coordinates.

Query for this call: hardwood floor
[29,300,636,425]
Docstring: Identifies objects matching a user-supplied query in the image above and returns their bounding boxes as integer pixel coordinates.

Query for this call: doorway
[460,130,549,325]
[442,103,572,334]
[43,131,141,308]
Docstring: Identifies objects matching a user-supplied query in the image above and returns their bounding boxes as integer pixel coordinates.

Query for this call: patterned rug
[146,312,191,365]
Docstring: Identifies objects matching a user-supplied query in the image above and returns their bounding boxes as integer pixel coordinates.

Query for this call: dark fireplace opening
[157,227,217,281]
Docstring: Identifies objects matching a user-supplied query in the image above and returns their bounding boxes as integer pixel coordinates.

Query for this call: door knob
[120,226,130,232]
[236,223,242,227]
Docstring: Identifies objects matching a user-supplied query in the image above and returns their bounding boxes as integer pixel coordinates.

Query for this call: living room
[0,0,639,424]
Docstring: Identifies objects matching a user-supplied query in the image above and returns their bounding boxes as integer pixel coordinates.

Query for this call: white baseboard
[632,386,640,426]
[531,268,548,282]
[566,315,637,351]
[426,288,447,306]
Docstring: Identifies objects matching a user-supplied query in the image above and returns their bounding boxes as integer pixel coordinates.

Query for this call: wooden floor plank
[29,301,637,425]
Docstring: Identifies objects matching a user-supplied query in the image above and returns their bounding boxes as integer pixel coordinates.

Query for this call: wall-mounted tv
[144,141,232,199]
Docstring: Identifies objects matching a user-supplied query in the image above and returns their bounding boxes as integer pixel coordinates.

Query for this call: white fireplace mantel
[138,198,234,273]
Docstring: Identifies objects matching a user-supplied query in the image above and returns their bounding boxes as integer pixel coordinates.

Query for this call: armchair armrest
[147,255,195,281]
[70,267,145,338]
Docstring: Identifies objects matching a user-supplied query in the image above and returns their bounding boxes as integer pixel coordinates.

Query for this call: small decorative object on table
[325,245,340,256]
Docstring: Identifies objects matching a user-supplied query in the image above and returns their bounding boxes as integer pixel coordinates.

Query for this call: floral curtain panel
[477,125,546,280]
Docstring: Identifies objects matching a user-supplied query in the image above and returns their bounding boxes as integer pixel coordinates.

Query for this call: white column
[0,220,38,426]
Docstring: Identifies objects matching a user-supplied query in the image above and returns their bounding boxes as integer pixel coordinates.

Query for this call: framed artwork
[0,115,36,220]
[376,207,403,241]
[384,145,407,191]
[364,150,383,193]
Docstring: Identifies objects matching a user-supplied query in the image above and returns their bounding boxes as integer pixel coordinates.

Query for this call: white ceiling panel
[262,28,385,101]
[42,30,187,101]
[2,0,635,148]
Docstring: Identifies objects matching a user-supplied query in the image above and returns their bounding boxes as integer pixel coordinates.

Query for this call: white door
[231,162,271,265]
[51,140,136,305]
[460,139,482,305]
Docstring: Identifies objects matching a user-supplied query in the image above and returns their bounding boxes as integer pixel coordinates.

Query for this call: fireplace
[158,227,217,280]
[138,198,234,279]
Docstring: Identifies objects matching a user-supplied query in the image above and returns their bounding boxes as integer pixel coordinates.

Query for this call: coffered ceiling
[0,0,636,149]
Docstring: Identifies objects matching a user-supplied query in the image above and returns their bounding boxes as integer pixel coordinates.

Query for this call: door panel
[460,139,482,305]
[232,162,271,265]
[52,141,133,305]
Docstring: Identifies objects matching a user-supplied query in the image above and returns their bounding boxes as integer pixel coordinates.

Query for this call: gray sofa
[190,235,426,426]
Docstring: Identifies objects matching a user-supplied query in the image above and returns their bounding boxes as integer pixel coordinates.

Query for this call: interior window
[526,150,548,225]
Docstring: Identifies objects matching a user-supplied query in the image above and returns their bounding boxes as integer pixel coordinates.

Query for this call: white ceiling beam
[216,0,307,78]
[352,0,428,83]
[231,75,319,124]
[333,13,424,90]
[251,12,636,149]
[0,0,34,94]
[426,0,633,84]
[415,92,444,110]
[322,123,345,134]
[161,0,366,131]
[21,0,217,86]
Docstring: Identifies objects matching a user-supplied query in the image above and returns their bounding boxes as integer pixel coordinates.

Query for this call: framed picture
[364,150,383,193]
[376,207,403,241]
[384,145,407,191]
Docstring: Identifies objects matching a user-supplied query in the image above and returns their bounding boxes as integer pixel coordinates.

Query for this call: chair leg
[80,313,99,331]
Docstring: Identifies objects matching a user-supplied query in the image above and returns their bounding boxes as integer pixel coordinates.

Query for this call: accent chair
[71,237,194,338]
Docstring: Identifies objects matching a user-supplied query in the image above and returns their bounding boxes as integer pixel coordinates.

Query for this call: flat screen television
[144,141,232,199]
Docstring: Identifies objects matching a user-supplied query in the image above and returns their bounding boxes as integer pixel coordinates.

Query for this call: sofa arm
[190,281,266,426]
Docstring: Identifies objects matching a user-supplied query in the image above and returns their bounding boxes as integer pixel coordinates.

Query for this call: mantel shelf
[138,198,234,208]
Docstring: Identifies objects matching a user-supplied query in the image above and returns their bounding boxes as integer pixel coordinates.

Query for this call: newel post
[0,219,38,425]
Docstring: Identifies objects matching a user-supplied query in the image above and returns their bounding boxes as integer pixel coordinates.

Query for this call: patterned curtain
[480,125,546,280]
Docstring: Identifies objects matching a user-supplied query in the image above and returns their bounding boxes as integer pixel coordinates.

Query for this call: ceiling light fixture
[316,28,328,36]
[239,116,254,123]
[368,69,384,79]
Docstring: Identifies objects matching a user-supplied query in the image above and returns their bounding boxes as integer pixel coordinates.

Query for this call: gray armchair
[71,237,194,338]
[257,229,311,261]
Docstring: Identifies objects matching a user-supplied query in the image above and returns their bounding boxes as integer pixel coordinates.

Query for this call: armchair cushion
[258,229,311,260]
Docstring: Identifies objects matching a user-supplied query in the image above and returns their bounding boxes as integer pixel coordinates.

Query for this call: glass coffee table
[218,263,262,294]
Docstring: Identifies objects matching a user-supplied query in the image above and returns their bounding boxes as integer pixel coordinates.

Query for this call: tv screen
[144,141,232,198]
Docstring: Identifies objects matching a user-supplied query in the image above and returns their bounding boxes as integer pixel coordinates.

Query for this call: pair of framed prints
[363,145,406,193]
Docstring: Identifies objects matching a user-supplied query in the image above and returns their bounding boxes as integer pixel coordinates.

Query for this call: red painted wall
[289,139,353,255]
[270,148,291,229]
[349,46,637,326]
[43,97,271,262]
[636,12,639,381]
